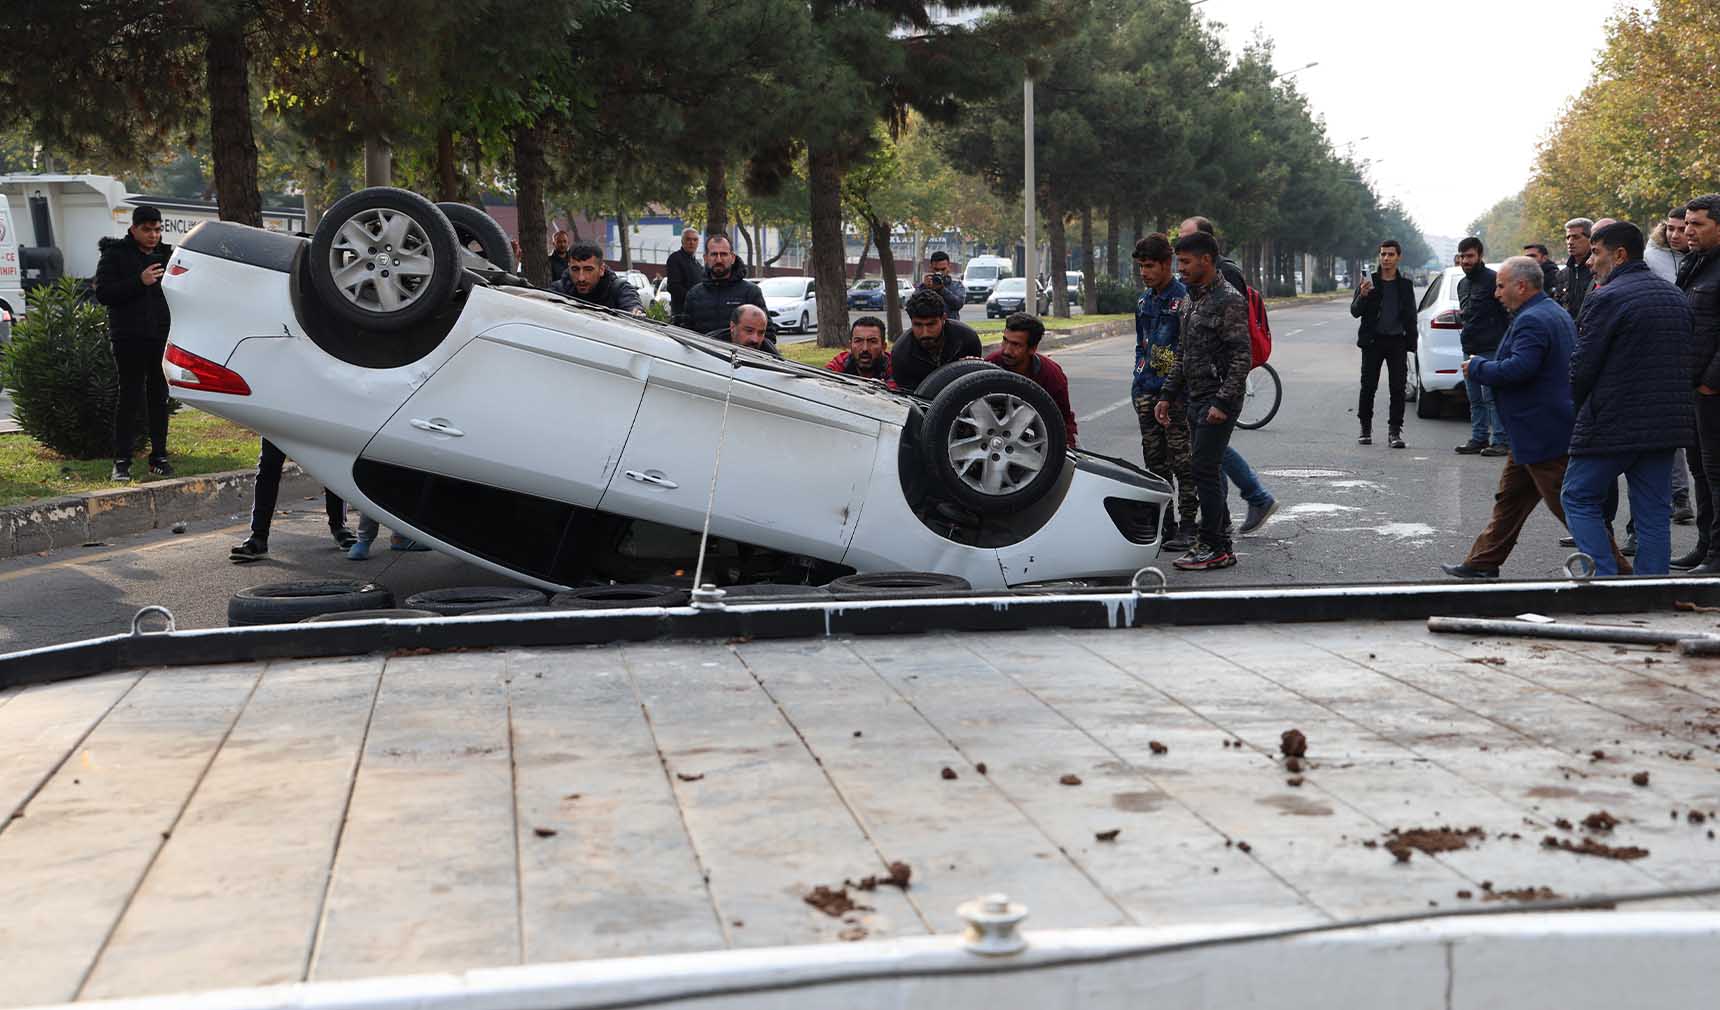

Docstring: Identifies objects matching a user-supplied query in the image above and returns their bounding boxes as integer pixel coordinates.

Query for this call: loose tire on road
[550,584,690,610]
[436,202,516,272]
[920,368,1067,515]
[228,579,395,626]
[826,571,972,596]
[913,358,999,401]
[403,586,549,616]
[300,608,439,623]
[310,187,461,332]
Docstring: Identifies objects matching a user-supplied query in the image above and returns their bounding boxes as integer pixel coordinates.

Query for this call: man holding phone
[94,204,174,482]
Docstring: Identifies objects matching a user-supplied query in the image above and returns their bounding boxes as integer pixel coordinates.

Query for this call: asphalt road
[0,294,1697,653]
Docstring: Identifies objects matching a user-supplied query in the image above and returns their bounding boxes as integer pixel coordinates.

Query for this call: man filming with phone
[94,204,174,482]
[915,250,966,319]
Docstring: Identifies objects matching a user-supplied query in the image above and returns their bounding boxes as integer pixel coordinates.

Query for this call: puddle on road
[1262,468,1349,479]
[1283,503,1362,517]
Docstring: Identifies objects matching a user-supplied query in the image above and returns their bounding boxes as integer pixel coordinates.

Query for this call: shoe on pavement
[1357,423,1372,446]
[1388,428,1406,449]
[1479,444,1510,457]
[1687,560,1720,575]
[1672,549,1707,570]
[147,456,173,477]
[1173,544,1237,571]
[1163,520,1198,552]
[1673,496,1695,525]
[229,536,268,563]
[1559,535,1577,547]
[390,533,432,551]
[347,539,372,561]
[1441,562,1499,579]
[1622,531,1638,557]
[1454,440,1487,454]
[1239,498,1279,535]
[111,460,132,482]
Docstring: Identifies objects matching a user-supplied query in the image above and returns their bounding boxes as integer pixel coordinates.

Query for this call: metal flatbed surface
[4,613,1720,1006]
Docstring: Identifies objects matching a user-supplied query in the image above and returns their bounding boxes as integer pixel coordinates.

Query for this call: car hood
[766,296,808,309]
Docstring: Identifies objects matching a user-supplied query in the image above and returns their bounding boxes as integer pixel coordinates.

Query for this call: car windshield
[758,277,808,297]
[966,266,999,281]
[994,277,1027,295]
[854,279,882,290]
[1066,272,1081,284]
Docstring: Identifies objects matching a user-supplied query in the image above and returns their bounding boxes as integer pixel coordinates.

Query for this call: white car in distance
[759,275,817,335]
[160,188,1170,592]
[1413,263,1498,419]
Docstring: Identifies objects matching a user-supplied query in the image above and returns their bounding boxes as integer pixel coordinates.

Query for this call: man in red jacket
[985,312,1078,448]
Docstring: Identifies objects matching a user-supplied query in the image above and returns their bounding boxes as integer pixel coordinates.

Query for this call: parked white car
[1413,264,1497,419]
[622,269,654,306]
[758,275,817,334]
[160,188,1169,591]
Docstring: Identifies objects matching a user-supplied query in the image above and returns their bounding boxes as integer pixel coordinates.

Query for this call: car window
[806,281,815,296]
[758,277,809,297]
[994,277,1026,294]
[1418,274,1442,310]
[1066,272,1080,284]
[966,266,999,281]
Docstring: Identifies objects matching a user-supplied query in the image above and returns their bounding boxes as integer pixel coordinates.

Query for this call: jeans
[250,438,347,543]
[1562,450,1675,576]
[1357,336,1408,430]
[1220,446,1273,508]
[1694,395,1720,561]
[111,338,169,462]
[1464,354,1508,448]
[1187,402,1238,553]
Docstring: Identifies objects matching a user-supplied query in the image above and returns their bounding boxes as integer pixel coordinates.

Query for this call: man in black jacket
[1523,243,1562,295]
[546,229,572,286]
[1560,217,1594,318]
[675,234,767,334]
[93,205,173,482]
[1351,238,1418,448]
[891,288,982,392]
[1676,194,1720,572]
[665,228,701,319]
[1455,236,1510,456]
[549,241,644,313]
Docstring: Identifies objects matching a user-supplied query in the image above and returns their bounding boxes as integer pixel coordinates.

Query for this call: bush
[0,277,176,459]
[1312,276,1336,293]
[1094,276,1138,314]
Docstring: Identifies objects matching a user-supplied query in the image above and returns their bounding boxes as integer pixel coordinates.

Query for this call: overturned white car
[160,188,1167,590]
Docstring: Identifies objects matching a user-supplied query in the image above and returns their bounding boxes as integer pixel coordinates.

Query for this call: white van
[962,254,1014,304]
[0,195,22,337]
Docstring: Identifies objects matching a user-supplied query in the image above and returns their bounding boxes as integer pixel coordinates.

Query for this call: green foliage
[1093,276,1137,314]
[0,279,175,460]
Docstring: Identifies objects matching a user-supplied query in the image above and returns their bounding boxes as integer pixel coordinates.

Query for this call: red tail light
[168,262,189,276]
[164,343,250,396]
[1430,309,1462,329]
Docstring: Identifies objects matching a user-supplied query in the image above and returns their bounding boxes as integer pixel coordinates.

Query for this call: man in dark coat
[1523,243,1562,296]
[1350,238,1419,448]
[1561,222,1695,576]
[546,229,572,286]
[93,205,173,481]
[664,228,702,320]
[1442,257,1628,578]
[1677,194,1720,572]
[1455,236,1510,456]
[548,241,644,312]
[675,234,767,334]
[1560,217,1594,319]
[891,287,982,392]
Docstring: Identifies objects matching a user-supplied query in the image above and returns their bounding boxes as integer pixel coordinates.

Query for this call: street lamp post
[1023,74,1036,316]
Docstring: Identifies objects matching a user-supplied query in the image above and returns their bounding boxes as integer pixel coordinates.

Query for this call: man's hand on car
[141,263,165,286]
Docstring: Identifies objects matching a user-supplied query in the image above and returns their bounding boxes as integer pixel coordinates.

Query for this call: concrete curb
[0,463,320,559]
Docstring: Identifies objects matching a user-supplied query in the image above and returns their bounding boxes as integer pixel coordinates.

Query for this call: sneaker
[1672,548,1707,571]
[1559,536,1577,547]
[111,460,132,482]
[331,526,357,550]
[347,539,372,561]
[1673,496,1695,525]
[1479,444,1510,457]
[1357,424,1372,446]
[147,456,173,477]
[1239,498,1279,535]
[1454,440,1487,454]
[1441,561,1499,579]
[1173,544,1237,571]
[229,536,268,563]
[1163,520,1198,552]
[1622,530,1638,557]
[390,533,432,551]
[1388,428,1406,449]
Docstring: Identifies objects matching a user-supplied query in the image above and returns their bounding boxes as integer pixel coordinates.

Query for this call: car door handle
[624,469,678,489]
[409,417,464,437]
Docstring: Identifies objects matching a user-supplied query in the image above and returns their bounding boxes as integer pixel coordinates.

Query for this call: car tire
[920,368,1068,516]
[549,584,691,609]
[913,358,1000,400]
[826,571,972,596]
[309,187,461,332]
[1416,388,1441,419]
[228,579,395,627]
[1406,352,1419,402]
[465,605,560,615]
[403,586,549,616]
[300,608,440,623]
[436,202,515,272]
[720,583,833,601]
[798,311,809,333]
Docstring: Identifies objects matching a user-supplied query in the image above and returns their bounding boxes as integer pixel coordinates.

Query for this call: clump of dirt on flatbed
[847,862,912,892]
[1483,886,1563,903]
[1541,835,1649,861]
[1280,729,1308,758]
[807,861,912,917]
[1378,826,1485,863]
[804,885,868,917]
[1581,810,1619,834]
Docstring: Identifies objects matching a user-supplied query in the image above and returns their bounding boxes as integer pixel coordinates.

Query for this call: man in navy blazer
[1442,257,1628,578]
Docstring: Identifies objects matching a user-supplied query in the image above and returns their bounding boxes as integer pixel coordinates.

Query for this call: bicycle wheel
[1235,363,1282,430]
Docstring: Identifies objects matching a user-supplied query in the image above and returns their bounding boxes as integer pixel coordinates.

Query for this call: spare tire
[310,187,461,332]
[436,202,516,272]
[826,571,971,596]
[403,586,548,616]
[920,368,1068,515]
[913,358,999,401]
[228,579,395,626]
[465,605,560,616]
[720,583,833,602]
[550,584,690,610]
[300,608,439,623]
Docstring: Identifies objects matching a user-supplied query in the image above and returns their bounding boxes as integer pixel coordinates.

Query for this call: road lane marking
[1078,398,1135,424]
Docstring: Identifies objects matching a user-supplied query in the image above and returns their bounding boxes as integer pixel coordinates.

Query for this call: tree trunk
[705,155,728,237]
[733,208,755,270]
[461,135,483,205]
[1045,189,1069,319]
[617,207,633,270]
[870,214,902,339]
[363,129,391,187]
[513,122,549,287]
[435,126,458,201]
[303,161,324,231]
[853,229,871,283]
[203,25,262,227]
[1080,206,1097,314]
[807,144,849,348]
[563,206,581,242]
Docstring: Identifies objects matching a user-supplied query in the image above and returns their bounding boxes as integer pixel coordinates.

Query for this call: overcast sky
[1200,0,1646,235]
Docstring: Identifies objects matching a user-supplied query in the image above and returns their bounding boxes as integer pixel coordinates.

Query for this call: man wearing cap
[94,205,174,482]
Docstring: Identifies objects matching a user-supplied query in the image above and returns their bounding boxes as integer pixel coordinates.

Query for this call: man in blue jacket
[1131,234,1196,548]
[1442,257,1628,578]
[1561,222,1694,576]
